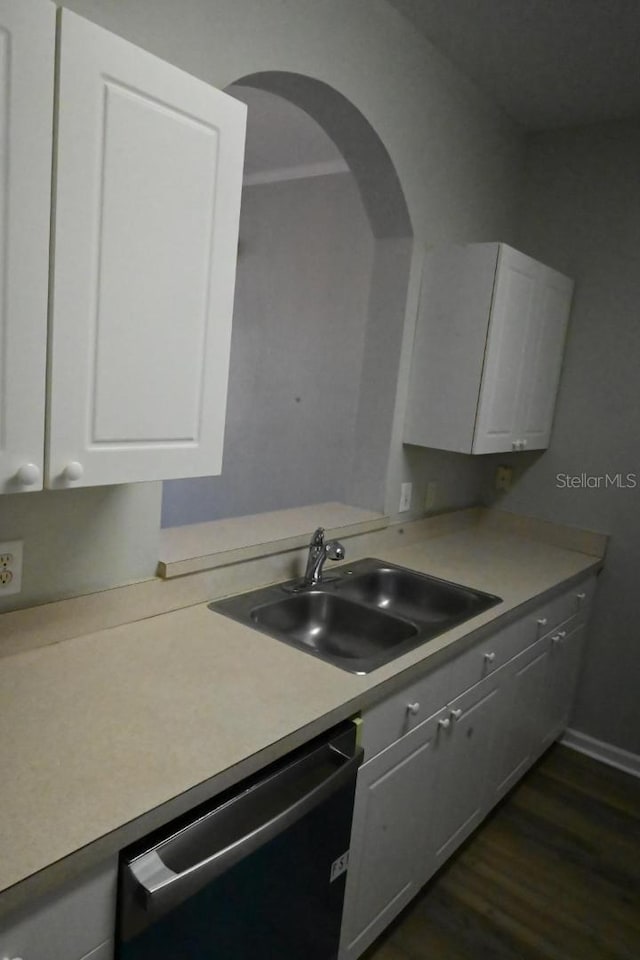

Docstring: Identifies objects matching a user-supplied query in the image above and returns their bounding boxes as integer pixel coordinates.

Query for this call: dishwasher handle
[121,728,363,937]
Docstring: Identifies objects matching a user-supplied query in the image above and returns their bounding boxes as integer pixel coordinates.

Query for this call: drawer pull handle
[484,652,496,664]
[576,592,586,601]
[406,702,420,716]
[557,630,567,639]
[438,717,451,730]
[552,634,562,645]
[537,617,548,627]
[450,708,462,721]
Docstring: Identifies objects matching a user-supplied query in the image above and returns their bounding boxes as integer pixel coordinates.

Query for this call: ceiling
[386,0,640,130]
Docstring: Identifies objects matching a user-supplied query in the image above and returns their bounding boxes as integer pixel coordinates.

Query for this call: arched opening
[162,72,413,528]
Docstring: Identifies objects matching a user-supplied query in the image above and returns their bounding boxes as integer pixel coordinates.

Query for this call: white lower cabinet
[339,707,448,958]
[541,620,586,751]
[429,672,502,871]
[340,574,597,960]
[490,635,551,801]
[0,858,116,960]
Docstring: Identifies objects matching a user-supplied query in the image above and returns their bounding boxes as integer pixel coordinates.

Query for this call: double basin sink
[210,558,501,674]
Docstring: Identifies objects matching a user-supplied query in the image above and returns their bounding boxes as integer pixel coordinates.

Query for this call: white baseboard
[561,728,640,779]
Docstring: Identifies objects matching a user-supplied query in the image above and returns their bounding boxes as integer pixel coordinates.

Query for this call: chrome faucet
[303,527,345,587]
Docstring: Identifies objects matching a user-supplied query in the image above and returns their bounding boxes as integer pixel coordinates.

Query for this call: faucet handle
[326,540,345,561]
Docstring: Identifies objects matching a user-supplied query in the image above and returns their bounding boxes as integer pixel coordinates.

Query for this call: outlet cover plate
[399,482,412,513]
[0,539,23,596]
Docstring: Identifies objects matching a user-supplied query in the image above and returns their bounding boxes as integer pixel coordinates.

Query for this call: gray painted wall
[162,173,374,526]
[3,0,524,609]
[482,120,640,755]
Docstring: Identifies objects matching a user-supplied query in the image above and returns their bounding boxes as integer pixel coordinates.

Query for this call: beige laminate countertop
[0,521,603,910]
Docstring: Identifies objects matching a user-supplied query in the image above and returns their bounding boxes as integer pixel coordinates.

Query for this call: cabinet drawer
[0,860,116,960]
[360,662,451,759]
[448,617,536,696]
[534,575,597,635]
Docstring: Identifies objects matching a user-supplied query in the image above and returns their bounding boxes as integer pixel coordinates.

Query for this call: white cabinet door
[0,0,54,493]
[47,10,246,488]
[541,621,586,750]
[430,672,501,868]
[339,709,446,960]
[404,243,573,456]
[518,264,573,451]
[490,636,551,801]
[0,858,116,960]
[473,246,539,454]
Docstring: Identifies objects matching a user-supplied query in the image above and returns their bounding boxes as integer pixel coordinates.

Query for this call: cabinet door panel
[0,0,54,492]
[431,675,501,867]
[491,638,550,801]
[340,711,445,959]
[473,247,538,453]
[0,858,116,960]
[541,622,586,750]
[518,265,573,450]
[48,10,246,487]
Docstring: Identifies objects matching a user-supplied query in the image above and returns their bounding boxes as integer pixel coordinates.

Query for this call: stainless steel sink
[250,592,417,667]
[209,558,501,674]
[334,564,495,624]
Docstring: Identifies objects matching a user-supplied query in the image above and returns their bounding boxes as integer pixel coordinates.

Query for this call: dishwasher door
[116,721,363,960]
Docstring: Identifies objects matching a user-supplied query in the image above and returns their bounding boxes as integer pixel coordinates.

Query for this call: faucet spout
[303,527,345,587]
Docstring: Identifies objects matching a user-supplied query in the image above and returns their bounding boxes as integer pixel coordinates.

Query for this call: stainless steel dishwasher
[116,721,363,960]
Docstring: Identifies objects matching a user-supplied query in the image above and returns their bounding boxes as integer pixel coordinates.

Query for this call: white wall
[0,484,161,612]
[3,0,525,609]
[483,120,640,755]
[162,172,374,526]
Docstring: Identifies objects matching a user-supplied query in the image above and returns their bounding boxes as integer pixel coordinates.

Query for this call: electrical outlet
[495,465,513,493]
[424,480,438,513]
[0,540,23,596]
[399,482,412,513]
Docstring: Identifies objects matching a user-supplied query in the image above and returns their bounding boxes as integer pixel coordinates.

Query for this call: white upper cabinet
[404,243,574,455]
[47,10,246,487]
[0,1,246,492]
[0,0,55,492]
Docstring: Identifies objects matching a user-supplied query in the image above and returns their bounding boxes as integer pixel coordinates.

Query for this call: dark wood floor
[363,745,640,960]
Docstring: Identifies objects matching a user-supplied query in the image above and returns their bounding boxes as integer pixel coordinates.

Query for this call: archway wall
[239,72,412,239]
[65,0,526,526]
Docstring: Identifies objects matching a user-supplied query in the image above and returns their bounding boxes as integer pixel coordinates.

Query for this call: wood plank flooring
[363,745,640,960]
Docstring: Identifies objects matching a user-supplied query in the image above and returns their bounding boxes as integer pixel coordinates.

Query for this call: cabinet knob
[552,634,562,645]
[450,708,462,721]
[16,462,40,486]
[576,592,586,602]
[438,717,451,730]
[484,651,496,664]
[63,461,84,483]
[558,630,566,639]
[406,701,420,716]
[537,617,548,628]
